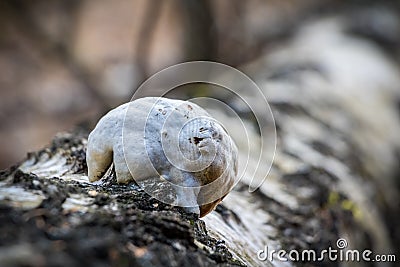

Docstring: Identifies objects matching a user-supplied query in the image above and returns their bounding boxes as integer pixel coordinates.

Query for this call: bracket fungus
[86,97,238,217]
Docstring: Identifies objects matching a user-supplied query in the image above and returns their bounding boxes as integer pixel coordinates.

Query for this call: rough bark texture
[2,35,400,265]
[1,5,400,267]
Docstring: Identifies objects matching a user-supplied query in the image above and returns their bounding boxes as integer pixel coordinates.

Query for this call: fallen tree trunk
[1,17,400,267]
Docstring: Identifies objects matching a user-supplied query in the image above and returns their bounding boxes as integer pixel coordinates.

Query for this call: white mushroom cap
[87,97,238,217]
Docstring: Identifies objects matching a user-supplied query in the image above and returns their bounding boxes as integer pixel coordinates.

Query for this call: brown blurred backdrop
[1,0,400,169]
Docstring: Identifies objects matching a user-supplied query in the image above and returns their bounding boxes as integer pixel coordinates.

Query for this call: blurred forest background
[1,0,400,169]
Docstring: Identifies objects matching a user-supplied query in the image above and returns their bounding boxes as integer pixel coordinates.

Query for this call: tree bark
[1,14,400,267]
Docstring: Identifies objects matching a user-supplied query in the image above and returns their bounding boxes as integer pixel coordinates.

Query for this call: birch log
[1,17,400,267]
